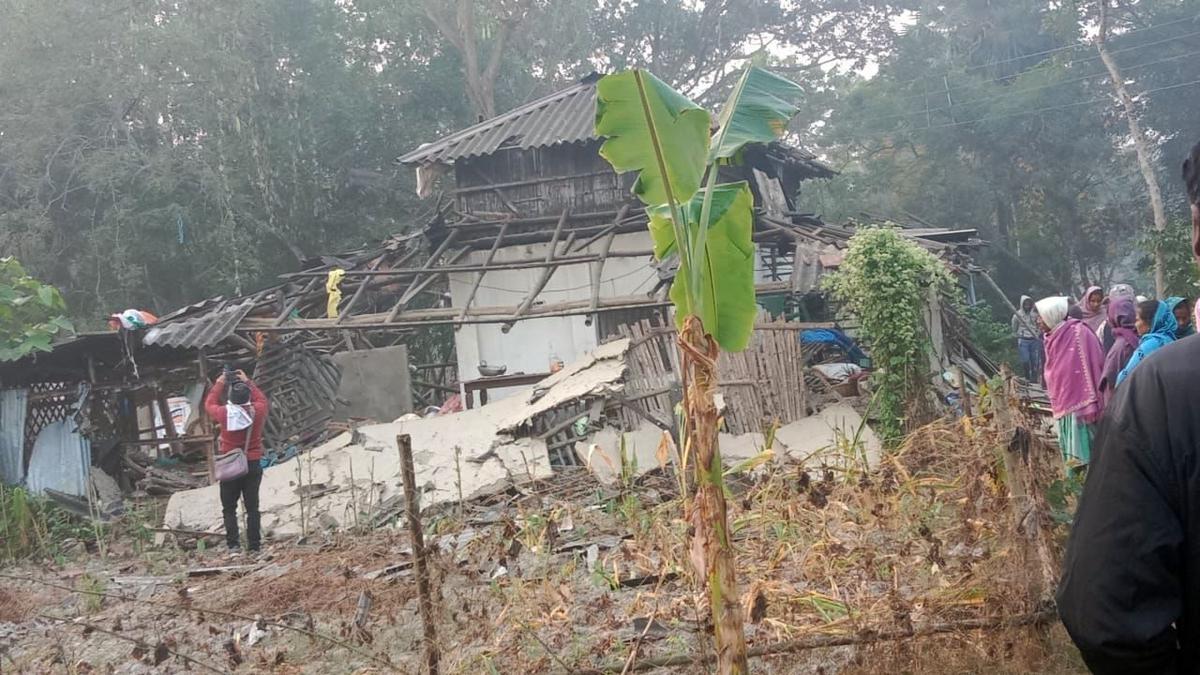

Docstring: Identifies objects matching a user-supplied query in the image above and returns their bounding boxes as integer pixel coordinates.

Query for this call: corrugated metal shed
[398,74,835,178]
[144,301,256,349]
[0,388,27,485]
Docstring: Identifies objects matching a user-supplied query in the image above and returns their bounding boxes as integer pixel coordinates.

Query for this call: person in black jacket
[1057,140,1200,673]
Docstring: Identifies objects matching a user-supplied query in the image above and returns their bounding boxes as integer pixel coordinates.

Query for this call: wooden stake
[397,434,439,675]
[955,365,971,418]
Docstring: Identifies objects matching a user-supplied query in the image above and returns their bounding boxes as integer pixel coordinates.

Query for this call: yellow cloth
[326,268,345,318]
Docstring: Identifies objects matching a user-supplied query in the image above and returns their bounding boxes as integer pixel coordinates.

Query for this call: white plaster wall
[450,231,659,400]
[449,229,790,403]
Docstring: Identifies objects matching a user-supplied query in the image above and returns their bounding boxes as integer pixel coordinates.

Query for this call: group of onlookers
[1043,140,1200,672]
[1013,285,1194,468]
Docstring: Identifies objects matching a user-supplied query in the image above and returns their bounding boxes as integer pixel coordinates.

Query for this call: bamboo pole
[384,230,462,323]
[272,278,321,326]
[586,228,619,327]
[281,249,656,278]
[574,610,1056,674]
[456,220,511,328]
[501,210,570,333]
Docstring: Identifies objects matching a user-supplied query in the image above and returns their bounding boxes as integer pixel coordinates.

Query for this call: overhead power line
[878,15,1200,104]
[881,76,1200,135]
[848,46,1200,129]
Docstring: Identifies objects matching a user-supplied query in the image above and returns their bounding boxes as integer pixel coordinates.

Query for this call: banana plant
[595,65,804,674]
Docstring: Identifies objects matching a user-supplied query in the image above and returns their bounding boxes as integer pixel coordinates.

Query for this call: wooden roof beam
[455,220,510,329]
[272,277,321,327]
[385,246,471,323]
[501,210,569,333]
[382,230,461,323]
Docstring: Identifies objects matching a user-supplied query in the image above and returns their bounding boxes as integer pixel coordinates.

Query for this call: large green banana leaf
[595,69,711,207]
[708,66,804,164]
[648,181,757,352]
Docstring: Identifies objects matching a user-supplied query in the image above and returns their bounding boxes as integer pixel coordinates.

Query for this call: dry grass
[0,414,1085,674]
[0,583,44,622]
[457,414,1078,673]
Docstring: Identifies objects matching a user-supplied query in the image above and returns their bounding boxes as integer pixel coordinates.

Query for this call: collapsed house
[0,74,985,532]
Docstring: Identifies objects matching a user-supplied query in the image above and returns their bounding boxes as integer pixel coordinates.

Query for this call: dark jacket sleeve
[1057,370,1182,674]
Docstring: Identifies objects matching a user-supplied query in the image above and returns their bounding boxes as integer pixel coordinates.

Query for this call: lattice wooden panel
[23,381,74,460]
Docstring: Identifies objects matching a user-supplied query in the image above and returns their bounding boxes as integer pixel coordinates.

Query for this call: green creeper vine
[0,257,74,362]
[824,226,953,445]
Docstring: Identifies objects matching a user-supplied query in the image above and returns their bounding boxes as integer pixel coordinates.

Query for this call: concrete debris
[579,403,881,486]
[773,403,882,470]
[161,336,879,537]
[88,467,123,515]
[162,341,630,537]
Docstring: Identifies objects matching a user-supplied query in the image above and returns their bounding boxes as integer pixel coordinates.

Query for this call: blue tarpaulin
[800,329,868,364]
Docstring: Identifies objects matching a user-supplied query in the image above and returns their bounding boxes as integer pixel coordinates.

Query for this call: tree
[803,0,1198,299]
[596,65,808,674]
[0,258,73,362]
[1096,0,1169,296]
[418,0,536,119]
[588,0,919,102]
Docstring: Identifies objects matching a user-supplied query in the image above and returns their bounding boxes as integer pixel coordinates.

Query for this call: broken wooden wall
[453,143,625,218]
[616,319,810,435]
[255,336,341,451]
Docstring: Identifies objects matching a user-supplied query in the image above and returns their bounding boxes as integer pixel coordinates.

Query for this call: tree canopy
[1,0,1197,326]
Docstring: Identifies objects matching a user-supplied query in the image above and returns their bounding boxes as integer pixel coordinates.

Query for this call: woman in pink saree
[1037,296,1106,467]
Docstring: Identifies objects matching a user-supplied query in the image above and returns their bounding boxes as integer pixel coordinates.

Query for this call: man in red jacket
[205,369,269,552]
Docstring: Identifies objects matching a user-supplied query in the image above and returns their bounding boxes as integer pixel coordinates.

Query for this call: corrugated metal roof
[143,301,255,349]
[156,295,229,323]
[0,388,26,485]
[399,76,600,165]
[398,75,835,178]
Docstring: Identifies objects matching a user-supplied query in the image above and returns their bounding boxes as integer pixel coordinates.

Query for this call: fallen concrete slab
[162,341,631,538]
[773,403,882,470]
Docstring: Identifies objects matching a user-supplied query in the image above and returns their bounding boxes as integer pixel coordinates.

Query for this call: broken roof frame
[139,208,979,342]
[138,74,977,346]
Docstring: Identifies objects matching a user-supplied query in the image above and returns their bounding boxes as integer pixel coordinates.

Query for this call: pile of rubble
[162,337,883,540]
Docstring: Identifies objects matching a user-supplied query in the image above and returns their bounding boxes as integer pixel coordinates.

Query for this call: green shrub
[825,226,954,445]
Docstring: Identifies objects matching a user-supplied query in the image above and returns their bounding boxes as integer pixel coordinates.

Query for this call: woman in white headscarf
[1037,296,1106,468]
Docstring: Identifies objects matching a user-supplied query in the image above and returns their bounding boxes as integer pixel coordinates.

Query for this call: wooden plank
[187,564,263,577]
